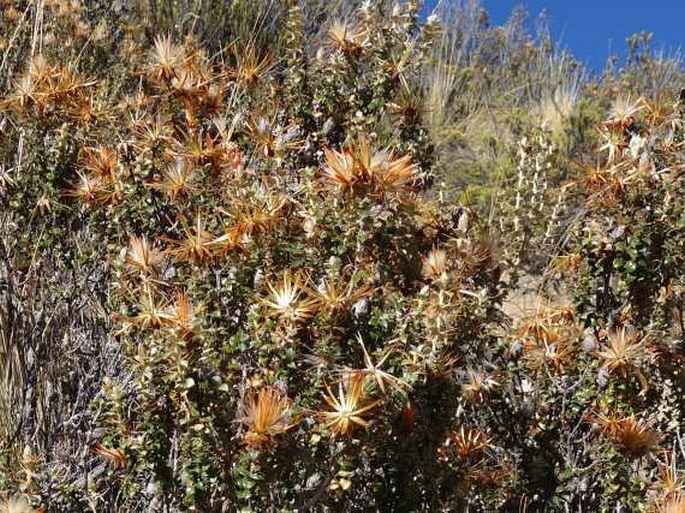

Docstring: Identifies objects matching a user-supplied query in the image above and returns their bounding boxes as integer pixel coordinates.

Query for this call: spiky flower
[128,283,170,330]
[387,82,424,126]
[319,372,380,436]
[654,452,684,501]
[65,172,112,205]
[596,325,649,376]
[517,311,561,345]
[5,73,38,112]
[238,387,294,448]
[461,368,499,404]
[322,138,416,197]
[173,128,224,167]
[598,126,628,165]
[374,151,416,195]
[149,159,198,201]
[353,334,407,394]
[208,225,244,259]
[522,339,573,372]
[327,20,368,55]
[163,291,197,338]
[261,269,317,324]
[221,192,286,237]
[148,35,185,82]
[422,247,448,280]
[125,235,165,277]
[312,274,372,317]
[232,44,272,89]
[130,114,174,154]
[596,413,663,457]
[605,95,647,130]
[439,426,493,461]
[322,147,357,193]
[246,116,302,159]
[165,212,214,263]
[79,146,118,180]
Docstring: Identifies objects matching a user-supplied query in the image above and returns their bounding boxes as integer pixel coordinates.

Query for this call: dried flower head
[531,340,574,371]
[322,139,416,197]
[221,192,286,237]
[79,146,118,180]
[245,116,302,159]
[148,35,186,82]
[655,452,685,500]
[598,126,628,165]
[128,283,170,330]
[208,225,245,259]
[149,159,198,201]
[596,325,649,377]
[125,235,165,277]
[605,95,647,130]
[312,274,373,317]
[261,269,317,324]
[130,114,174,154]
[327,20,368,55]
[322,147,357,193]
[238,387,295,448]
[422,247,448,280]
[374,151,417,195]
[4,74,38,112]
[387,83,424,126]
[439,425,492,461]
[517,313,560,345]
[350,138,416,196]
[319,372,380,436]
[163,291,197,338]
[165,213,214,263]
[596,412,663,457]
[352,334,407,394]
[64,172,113,205]
[231,44,272,89]
[461,368,499,404]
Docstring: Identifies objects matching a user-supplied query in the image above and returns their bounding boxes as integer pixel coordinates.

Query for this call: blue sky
[423,1,685,71]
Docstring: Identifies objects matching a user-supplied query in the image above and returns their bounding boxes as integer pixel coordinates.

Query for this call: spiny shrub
[0,2,505,511]
[2,1,685,512]
[502,93,685,512]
